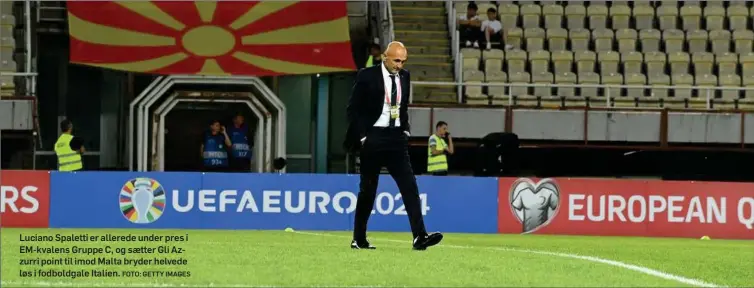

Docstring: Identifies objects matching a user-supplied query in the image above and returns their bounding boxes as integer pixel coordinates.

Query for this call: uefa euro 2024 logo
[119,178,166,224]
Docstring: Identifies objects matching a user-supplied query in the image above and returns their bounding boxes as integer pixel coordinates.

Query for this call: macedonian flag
[66,1,357,76]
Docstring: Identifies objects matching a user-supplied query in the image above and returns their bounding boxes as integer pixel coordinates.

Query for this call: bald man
[344,41,444,251]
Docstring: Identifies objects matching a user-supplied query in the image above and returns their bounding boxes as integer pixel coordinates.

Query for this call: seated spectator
[458,3,482,48]
[481,7,512,50]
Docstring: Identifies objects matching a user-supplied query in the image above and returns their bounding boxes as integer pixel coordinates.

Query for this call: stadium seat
[744,76,754,99]
[649,73,671,98]
[680,5,702,31]
[692,52,714,76]
[644,51,668,76]
[704,6,725,31]
[565,3,586,29]
[542,4,563,29]
[507,28,524,49]
[733,30,753,54]
[610,4,631,30]
[529,50,550,74]
[617,29,638,53]
[578,72,600,98]
[521,4,541,29]
[719,74,741,100]
[498,3,519,29]
[716,52,738,76]
[601,72,623,98]
[486,70,507,102]
[555,72,577,97]
[710,30,731,54]
[552,51,573,74]
[663,29,685,53]
[509,71,531,97]
[639,29,662,52]
[587,3,608,30]
[546,28,568,51]
[482,49,504,61]
[622,51,643,74]
[464,70,487,104]
[669,51,690,75]
[576,50,596,73]
[695,73,718,102]
[657,5,679,31]
[686,30,708,54]
[532,71,553,97]
[484,57,503,75]
[598,51,620,74]
[524,28,545,51]
[727,6,749,31]
[570,28,590,51]
[506,50,527,73]
[672,73,694,99]
[593,28,614,52]
[633,5,655,30]
[741,52,754,78]
[625,73,647,98]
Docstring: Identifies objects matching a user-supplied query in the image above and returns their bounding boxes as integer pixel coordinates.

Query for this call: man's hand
[361,137,366,144]
[403,131,410,137]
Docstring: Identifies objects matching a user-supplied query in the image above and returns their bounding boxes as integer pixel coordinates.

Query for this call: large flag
[66,1,356,76]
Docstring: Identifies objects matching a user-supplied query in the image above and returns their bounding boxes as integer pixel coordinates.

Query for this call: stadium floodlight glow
[129,75,286,172]
[154,97,266,172]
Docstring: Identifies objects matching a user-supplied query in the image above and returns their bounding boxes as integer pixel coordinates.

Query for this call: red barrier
[498,177,754,240]
[1,170,50,227]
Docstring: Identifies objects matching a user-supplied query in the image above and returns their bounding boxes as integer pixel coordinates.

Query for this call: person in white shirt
[457,3,482,48]
[480,7,512,50]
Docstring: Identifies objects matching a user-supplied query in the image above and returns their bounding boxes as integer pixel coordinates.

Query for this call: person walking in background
[344,41,443,251]
[200,120,231,172]
[54,119,84,171]
[228,113,252,172]
[427,121,454,176]
[364,43,382,68]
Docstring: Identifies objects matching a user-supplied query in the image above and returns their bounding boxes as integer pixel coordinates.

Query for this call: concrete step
[412,90,458,103]
[392,14,446,23]
[401,38,450,47]
[394,30,448,40]
[394,22,449,31]
[410,54,451,63]
[406,68,454,79]
[414,76,454,82]
[391,1,445,8]
[406,45,451,55]
[392,6,446,16]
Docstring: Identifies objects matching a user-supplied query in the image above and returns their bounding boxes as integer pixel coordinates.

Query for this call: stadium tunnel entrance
[163,101,260,172]
[128,76,286,172]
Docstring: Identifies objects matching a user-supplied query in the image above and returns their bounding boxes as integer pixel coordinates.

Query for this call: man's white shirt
[458,14,479,21]
[361,63,410,143]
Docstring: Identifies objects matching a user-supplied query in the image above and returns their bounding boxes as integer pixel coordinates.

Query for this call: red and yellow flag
[67,1,356,76]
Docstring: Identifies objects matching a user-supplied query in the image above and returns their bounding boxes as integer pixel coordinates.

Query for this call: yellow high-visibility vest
[54,134,83,171]
[427,134,448,172]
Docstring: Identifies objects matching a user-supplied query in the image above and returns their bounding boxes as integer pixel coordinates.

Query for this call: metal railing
[410,81,754,110]
[0,1,37,96]
[386,1,395,43]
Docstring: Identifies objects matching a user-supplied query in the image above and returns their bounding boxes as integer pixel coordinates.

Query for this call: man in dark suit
[344,41,443,251]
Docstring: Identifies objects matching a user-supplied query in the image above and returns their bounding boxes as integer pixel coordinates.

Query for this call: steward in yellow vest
[54,119,84,171]
[365,43,382,68]
[427,121,454,176]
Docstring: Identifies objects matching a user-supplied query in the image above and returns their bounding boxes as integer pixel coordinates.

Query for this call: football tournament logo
[509,178,560,234]
[119,177,166,224]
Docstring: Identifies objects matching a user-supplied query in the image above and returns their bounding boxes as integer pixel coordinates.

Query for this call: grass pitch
[2,228,752,287]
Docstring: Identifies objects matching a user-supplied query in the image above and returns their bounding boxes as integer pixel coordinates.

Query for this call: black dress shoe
[412,232,443,250]
[351,239,376,250]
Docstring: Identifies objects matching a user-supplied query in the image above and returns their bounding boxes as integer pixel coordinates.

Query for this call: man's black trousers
[353,127,428,241]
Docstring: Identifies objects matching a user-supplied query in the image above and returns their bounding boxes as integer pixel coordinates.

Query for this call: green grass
[2,228,752,287]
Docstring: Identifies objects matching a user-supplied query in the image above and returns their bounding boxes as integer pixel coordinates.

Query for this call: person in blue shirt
[227,113,253,172]
[199,120,232,172]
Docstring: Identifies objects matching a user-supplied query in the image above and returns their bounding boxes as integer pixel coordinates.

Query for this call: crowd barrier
[2,170,753,240]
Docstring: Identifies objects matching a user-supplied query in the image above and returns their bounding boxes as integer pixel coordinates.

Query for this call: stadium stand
[0,1,16,96]
[441,0,754,109]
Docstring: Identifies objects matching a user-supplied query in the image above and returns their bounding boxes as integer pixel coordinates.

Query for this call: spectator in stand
[481,7,512,51]
[458,3,482,48]
[365,43,382,68]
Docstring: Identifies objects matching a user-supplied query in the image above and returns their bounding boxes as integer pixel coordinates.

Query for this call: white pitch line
[292,231,725,288]
[0,280,387,288]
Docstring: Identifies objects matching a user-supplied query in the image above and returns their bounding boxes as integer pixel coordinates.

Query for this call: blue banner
[49,172,498,233]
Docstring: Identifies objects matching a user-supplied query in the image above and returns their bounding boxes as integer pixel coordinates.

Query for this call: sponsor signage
[498,177,754,239]
[50,172,499,233]
[1,170,50,228]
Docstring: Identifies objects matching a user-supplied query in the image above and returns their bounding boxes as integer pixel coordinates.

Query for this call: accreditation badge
[390,106,399,119]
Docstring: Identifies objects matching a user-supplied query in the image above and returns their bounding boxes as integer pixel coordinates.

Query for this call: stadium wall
[2,170,753,240]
